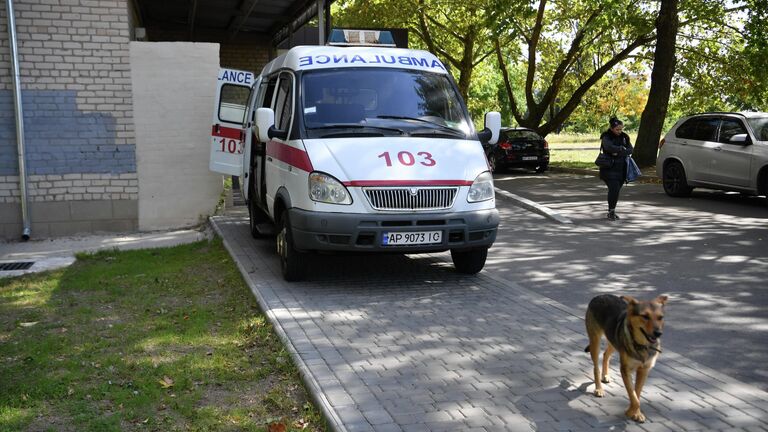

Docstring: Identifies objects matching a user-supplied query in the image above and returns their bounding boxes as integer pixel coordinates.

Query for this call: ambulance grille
[363,187,458,211]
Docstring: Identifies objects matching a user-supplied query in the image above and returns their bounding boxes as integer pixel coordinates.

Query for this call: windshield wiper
[308,124,404,134]
[376,115,466,137]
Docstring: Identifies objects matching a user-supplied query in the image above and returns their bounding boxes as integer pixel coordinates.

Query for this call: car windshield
[747,117,768,141]
[301,68,471,137]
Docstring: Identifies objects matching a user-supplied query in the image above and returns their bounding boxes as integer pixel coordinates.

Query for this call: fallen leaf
[267,422,287,432]
[67,388,74,396]
[158,376,174,389]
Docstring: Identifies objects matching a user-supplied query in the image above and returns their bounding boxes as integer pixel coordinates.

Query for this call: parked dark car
[484,127,549,173]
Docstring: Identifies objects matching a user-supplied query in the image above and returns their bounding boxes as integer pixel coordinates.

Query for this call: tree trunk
[456,33,476,100]
[634,0,679,167]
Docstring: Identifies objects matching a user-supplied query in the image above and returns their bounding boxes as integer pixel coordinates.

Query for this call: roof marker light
[327,29,396,47]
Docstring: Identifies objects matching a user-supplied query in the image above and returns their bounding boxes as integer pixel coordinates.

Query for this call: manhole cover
[0,262,35,271]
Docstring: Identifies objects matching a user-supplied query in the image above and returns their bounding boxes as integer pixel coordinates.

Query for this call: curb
[209,217,347,432]
[494,187,573,224]
[549,166,662,184]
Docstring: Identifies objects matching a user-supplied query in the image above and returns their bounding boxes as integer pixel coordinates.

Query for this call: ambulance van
[210,31,501,281]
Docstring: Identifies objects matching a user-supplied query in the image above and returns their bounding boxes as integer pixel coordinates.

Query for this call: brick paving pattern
[212,208,768,432]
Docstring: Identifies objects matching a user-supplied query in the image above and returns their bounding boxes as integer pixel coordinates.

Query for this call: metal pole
[4,0,31,240]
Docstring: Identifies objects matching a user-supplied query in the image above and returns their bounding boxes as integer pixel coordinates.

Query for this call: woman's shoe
[607,212,619,221]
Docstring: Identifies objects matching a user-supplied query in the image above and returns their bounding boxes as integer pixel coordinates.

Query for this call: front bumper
[288,208,499,253]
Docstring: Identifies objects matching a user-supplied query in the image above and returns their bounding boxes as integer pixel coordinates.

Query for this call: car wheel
[535,163,548,173]
[248,188,270,238]
[761,172,768,198]
[451,248,488,274]
[277,212,307,281]
[663,161,693,197]
[487,153,498,173]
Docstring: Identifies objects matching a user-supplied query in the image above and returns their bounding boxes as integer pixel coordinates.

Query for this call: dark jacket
[599,130,633,181]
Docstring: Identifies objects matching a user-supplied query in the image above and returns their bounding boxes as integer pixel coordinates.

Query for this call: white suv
[656,112,768,197]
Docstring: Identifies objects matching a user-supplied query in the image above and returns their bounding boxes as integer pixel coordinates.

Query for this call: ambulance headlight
[467,171,494,202]
[309,172,352,205]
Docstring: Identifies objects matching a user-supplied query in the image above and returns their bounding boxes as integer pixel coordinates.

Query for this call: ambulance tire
[277,212,308,281]
[450,247,488,275]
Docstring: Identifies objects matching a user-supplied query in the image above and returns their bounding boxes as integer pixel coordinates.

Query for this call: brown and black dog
[584,294,668,423]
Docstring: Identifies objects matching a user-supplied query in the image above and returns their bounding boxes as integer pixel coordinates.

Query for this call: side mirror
[255,107,275,142]
[477,111,501,145]
[268,126,288,140]
[730,133,750,145]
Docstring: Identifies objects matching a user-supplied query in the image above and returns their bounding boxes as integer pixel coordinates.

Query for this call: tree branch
[471,47,496,67]
[415,1,461,68]
[495,38,523,123]
[540,33,656,135]
[535,7,604,121]
[525,0,548,109]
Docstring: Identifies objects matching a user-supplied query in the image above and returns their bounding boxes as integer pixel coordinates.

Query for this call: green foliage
[333,0,766,133]
[491,0,657,134]
[744,0,768,106]
[566,71,649,133]
[670,0,764,113]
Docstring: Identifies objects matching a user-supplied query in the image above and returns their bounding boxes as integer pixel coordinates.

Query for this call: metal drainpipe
[4,0,31,241]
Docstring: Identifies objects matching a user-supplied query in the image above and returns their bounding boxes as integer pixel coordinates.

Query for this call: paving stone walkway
[211,207,768,432]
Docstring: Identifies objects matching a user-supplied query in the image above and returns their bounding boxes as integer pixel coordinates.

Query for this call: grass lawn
[0,239,326,432]
[549,149,599,170]
[546,132,638,147]
[546,132,642,170]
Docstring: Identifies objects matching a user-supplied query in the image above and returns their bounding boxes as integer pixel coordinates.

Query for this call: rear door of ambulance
[209,68,255,177]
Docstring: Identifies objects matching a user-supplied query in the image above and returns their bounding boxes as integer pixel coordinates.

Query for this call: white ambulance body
[210,43,501,281]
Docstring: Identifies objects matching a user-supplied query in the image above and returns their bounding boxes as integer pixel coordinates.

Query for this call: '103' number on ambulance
[378,151,436,167]
[218,138,243,155]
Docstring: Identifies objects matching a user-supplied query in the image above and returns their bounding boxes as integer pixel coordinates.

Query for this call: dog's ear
[654,295,669,305]
[621,295,638,306]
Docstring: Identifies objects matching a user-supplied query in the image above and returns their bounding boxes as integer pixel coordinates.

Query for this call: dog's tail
[583,345,589,353]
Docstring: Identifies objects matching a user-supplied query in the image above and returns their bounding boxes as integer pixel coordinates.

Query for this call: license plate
[382,231,442,246]
[522,156,538,161]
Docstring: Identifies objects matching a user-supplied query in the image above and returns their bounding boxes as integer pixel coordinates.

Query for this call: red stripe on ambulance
[212,125,242,140]
[343,180,473,187]
[267,141,314,172]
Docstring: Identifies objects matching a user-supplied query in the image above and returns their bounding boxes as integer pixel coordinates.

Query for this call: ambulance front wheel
[451,247,488,275]
[277,212,308,281]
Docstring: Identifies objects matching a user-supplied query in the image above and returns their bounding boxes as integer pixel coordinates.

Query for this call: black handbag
[594,145,613,168]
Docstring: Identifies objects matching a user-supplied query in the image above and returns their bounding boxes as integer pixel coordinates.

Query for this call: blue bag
[626,156,641,182]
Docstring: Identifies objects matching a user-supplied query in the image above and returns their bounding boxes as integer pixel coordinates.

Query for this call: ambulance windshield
[302,68,471,137]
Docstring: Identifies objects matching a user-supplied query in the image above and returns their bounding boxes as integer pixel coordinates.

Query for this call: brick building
[1,0,330,240]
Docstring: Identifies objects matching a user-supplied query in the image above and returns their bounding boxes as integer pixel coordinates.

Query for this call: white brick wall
[130,42,223,231]
[0,173,138,203]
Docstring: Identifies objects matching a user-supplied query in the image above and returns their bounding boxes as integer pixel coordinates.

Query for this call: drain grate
[0,262,35,271]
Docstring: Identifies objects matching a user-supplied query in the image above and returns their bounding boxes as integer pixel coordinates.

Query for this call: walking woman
[599,117,633,221]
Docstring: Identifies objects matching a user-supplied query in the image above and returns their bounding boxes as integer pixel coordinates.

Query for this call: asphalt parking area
[211,203,768,432]
[492,172,768,392]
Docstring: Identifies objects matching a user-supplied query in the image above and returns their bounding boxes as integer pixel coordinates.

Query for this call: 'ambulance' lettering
[296,53,446,71]
[220,69,254,85]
